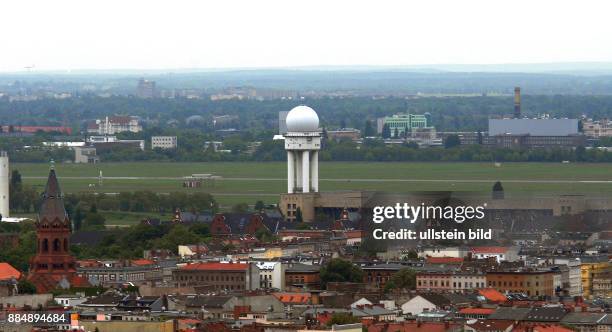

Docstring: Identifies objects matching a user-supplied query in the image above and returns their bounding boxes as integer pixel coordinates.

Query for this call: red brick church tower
[27,167,87,293]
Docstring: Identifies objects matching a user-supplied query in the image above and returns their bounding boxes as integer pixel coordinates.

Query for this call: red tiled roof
[180,262,248,271]
[344,230,364,238]
[0,262,21,280]
[77,260,101,267]
[471,246,508,254]
[131,259,155,266]
[427,256,464,264]
[70,275,91,288]
[478,288,508,302]
[367,321,461,332]
[514,324,574,332]
[109,116,133,124]
[459,308,495,315]
[272,292,311,304]
[11,126,72,134]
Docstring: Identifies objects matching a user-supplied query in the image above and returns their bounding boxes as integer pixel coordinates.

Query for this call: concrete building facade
[151,136,178,149]
[486,270,557,297]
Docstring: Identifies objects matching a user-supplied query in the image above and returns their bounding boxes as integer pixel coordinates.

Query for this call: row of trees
[72,223,209,259]
[65,191,217,215]
[9,169,218,216]
[7,137,612,163]
[8,169,219,233]
[4,94,612,133]
[8,170,40,214]
[318,140,612,163]
[320,258,417,293]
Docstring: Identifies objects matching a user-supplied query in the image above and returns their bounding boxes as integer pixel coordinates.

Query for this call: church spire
[28,165,84,293]
[39,167,68,223]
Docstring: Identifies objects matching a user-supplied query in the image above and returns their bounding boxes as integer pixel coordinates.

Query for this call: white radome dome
[286,105,319,132]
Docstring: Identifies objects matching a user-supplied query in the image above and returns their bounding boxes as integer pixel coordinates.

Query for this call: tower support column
[311,150,318,192]
[295,152,302,191]
[302,151,310,193]
[287,151,295,193]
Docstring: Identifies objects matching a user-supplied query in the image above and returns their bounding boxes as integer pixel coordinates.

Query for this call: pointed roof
[0,262,21,280]
[39,168,68,222]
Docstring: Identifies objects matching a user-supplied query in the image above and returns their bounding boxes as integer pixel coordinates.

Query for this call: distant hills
[2,62,612,95]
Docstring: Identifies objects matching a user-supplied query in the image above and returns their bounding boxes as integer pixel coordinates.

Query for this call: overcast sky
[1,0,610,72]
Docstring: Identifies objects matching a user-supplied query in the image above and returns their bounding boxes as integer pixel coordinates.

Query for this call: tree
[156,225,202,253]
[73,207,84,231]
[405,250,418,260]
[9,170,25,212]
[18,279,37,294]
[393,127,399,138]
[295,207,303,223]
[255,227,276,243]
[326,313,360,326]
[320,258,364,286]
[82,212,105,230]
[364,120,375,137]
[477,131,484,145]
[381,124,391,139]
[384,268,416,292]
[232,202,249,213]
[10,170,22,189]
[492,181,504,199]
[254,200,265,211]
[444,134,461,149]
[189,223,210,237]
[575,145,586,161]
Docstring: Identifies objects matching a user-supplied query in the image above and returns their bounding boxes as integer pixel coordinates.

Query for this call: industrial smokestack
[514,87,521,118]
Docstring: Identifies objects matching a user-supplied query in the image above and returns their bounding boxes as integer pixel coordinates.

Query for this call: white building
[74,147,99,164]
[255,261,285,290]
[88,136,145,151]
[541,257,583,296]
[151,136,177,149]
[582,118,612,138]
[470,246,519,262]
[350,298,373,308]
[418,247,469,258]
[401,295,443,315]
[204,141,224,152]
[284,106,321,194]
[451,273,487,292]
[87,116,142,135]
[54,294,87,307]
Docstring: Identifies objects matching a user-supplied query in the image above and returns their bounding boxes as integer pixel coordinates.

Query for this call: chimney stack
[514,87,521,118]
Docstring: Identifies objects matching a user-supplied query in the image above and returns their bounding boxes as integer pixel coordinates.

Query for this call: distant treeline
[10,182,216,216]
[3,94,612,133]
[5,138,612,163]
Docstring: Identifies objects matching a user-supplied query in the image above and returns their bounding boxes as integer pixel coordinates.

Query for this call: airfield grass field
[11,161,612,226]
[13,161,612,199]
